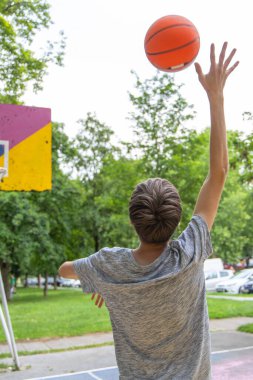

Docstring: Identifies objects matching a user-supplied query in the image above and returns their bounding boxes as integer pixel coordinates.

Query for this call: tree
[74,113,117,181]
[0,0,66,298]
[211,172,250,263]
[0,0,66,103]
[73,113,118,252]
[0,191,50,299]
[93,156,144,249]
[127,70,195,178]
[30,123,83,296]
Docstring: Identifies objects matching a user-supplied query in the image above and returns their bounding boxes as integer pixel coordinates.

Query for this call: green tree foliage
[0,0,66,103]
[73,113,118,252]
[127,70,195,177]
[211,171,250,263]
[30,123,83,295]
[0,191,50,298]
[74,113,117,181]
[93,156,144,249]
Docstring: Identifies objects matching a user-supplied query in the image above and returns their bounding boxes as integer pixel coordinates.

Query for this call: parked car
[205,270,234,292]
[61,278,77,287]
[215,269,253,294]
[240,275,253,294]
[23,276,45,286]
[73,279,81,288]
[46,276,65,287]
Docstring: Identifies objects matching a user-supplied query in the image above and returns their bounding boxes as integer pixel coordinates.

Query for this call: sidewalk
[1,317,253,355]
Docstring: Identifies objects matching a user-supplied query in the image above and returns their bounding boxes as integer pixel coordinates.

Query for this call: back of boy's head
[129,178,182,244]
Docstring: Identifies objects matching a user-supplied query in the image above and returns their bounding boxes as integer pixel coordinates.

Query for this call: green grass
[1,288,253,342]
[238,324,253,334]
[0,287,111,342]
[207,298,253,319]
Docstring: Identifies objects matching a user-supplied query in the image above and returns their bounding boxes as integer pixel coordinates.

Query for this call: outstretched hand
[194,42,239,97]
[91,293,104,308]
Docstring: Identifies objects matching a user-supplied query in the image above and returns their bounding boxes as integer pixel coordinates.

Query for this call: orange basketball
[144,15,200,72]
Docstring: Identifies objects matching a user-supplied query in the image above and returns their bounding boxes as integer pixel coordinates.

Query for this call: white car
[73,279,81,288]
[205,270,234,292]
[215,269,253,294]
[61,278,77,287]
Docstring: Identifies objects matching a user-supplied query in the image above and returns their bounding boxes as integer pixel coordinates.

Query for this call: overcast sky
[24,0,253,142]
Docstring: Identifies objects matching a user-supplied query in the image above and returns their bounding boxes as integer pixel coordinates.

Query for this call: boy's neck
[132,241,168,266]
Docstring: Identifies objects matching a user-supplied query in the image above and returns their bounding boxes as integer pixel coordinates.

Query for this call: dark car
[47,276,64,287]
[241,277,253,294]
[43,276,63,286]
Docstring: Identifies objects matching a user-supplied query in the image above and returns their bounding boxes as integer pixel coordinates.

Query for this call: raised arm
[193,42,239,231]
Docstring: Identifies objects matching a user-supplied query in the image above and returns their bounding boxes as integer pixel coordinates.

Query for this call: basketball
[144,15,200,72]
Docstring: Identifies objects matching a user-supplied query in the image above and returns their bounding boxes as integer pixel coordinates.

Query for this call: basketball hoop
[0,167,7,181]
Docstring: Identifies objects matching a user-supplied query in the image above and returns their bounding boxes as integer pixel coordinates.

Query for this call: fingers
[210,43,216,68]
[223,48,237,71]
[194,62,204,80]
[225,60,239,79]
[210,42,238,77]
[98,298,104,308]
[91,293,104,308]
[95,294,101,306]
[218,41,228,67]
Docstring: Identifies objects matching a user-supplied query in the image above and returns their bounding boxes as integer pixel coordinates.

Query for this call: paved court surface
[1,331,253,380]
[28,366,119,380]
[25,346,253,379]
[26,346,253,380]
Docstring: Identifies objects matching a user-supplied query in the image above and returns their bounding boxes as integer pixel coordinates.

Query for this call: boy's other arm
[58,261,104,308]
[193,42,239,231]
[58,261,78,279]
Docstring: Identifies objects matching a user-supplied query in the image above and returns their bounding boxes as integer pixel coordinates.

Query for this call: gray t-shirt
[73,215,212,380]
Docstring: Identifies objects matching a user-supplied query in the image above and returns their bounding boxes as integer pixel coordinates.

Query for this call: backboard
[0,104,52,191]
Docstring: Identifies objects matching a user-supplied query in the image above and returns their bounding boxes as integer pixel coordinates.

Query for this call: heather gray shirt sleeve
[72,251,101,293]
[177,214,212,264]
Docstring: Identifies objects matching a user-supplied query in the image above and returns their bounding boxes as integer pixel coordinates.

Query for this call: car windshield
[231,270,253,279]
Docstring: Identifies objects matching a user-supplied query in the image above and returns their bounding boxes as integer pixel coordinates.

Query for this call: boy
[59,43,239,379]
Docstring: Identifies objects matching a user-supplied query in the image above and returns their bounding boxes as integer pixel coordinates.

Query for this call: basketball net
[0,167,7,181]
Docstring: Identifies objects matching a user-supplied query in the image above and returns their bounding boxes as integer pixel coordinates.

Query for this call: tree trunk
[53,274,57,290]
[43,272,48,297]
[24,273,28,287]
[38,274,41,288]
[94,234,99,252]
[1,263,11,301]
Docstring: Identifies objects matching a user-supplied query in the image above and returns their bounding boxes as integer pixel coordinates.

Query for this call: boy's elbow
[210,164,229,182]
[223,161,229,176]
[58,262,69,277]
[58,261,77,279]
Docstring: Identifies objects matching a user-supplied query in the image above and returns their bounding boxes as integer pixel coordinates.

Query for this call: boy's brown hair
[129,178,182,243]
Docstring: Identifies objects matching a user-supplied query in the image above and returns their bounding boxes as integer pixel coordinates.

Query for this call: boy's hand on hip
[91,293,104,308]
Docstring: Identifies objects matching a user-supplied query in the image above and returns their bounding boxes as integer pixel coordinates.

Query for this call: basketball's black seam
[145,23,196,46]
[146,37,199,56]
